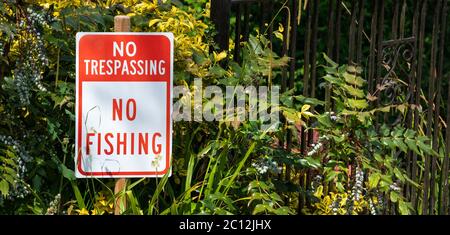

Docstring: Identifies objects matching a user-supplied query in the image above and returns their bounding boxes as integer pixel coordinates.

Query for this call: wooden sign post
[113,15,130,215]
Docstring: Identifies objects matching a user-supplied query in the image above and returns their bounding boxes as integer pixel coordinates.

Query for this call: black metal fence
[211,0,449,215]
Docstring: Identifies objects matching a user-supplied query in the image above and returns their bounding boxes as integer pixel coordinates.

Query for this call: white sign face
[75,33,173,178]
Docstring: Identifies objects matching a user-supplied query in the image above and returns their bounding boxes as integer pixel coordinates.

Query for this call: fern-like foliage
[303,54,437,215]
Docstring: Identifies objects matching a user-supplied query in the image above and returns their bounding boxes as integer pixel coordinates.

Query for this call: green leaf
[126,190,143,215]
[323,53,338,68]
[323,74,341,85]
[375,106,391,113]
[148,19,162,27]
[274,207,291,215]
[127,178,146,190]
[390,191,399,203]
[336,182,345,192]
[269,192,283,202]
[71,181,86,209]
[293,95,325,106]
[346,65,363,74]
[282,107,301,123]
[346,99,369,109]
[0,156,16,166]
[368,173,380,189]
[185,153,196,192]
[416,140,434,155]
[248,192,268,205]
[0,179,9,197]
[343,72,365,87]
[274,31,283,41]
[343,84,365,98]
[404,129,416,139]
[317,115,333,128]
[148,172,170,215]
[325,171,340,182]
[60,164,76,181]
[253,204,269,215]
[394,168,406,182]
[301,104,311,113]
[3,166,16,176]
[405,139,421,155]
[248,181,261,192]
[313,185,324,198]
[209,64,227,77]
[381,125,390,137]
[303,157,321,169]
[394,138,408,153]
[392,128,404,138]
[374,153,383,163]
[381,138,397,149]
[399,200,411,215]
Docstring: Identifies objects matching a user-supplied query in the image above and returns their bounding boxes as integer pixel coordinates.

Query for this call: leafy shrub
[297,55,437,215]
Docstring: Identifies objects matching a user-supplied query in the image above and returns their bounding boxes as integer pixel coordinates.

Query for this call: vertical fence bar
[268,0,274,43]
[310,0,319,100]
[368,0,378,94]
[287,0,297,181]
[401,0,410,202]
[437,0,448,215]
[281,8,289,94]
[414,0,427,212]
[287,0,299,153]
[444,11,450,210]
[356,0,365,65]
[211,0,231,55]
[399,0,407,38]
[243,3,250,42]
[376,0,386,214]
[305,0,319,200]
[258,0,273,37]
[289,0,299,90]
[335,0,342,63]
[431,0,445,215]
[406,0,420,206]
[259,0,266,33]
[280,6,290,154]
[301,0,312,158]
[287,0,299,205]
[234,4,243,63]
[309,0,319,150]
[348,0,357,64]
[375,0,384,110]
[325,0,336,111]
[392,0,400,39]
[424,0,442,215]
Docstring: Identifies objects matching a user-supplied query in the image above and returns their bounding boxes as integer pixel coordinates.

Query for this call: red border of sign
[75,33,173,177]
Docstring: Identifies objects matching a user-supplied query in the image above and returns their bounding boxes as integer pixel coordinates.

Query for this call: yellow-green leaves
[323,53,338,68]
[343,84,365,98]
[148,19,162,27]
[282,104,314,126]
[0,180,9,197]
[213,51,227,63]
[274,23,284,41]
[368,173,381,189]
[346,99,369,109]
[343,71,365,87]
[301,104,314,118]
